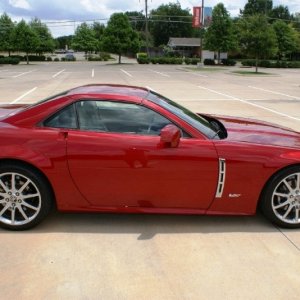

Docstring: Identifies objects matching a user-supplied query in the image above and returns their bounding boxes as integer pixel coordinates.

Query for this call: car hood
[0,104,29,120]
[215,115,300,148]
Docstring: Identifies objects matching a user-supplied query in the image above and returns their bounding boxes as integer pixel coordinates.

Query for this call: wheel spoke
[0,179,8,193]
[0,204,9,216]
[274,192,289,198]
[11,174,16,193]
[18,179,30,193]
[0,199,6,204]
[274,200,290,209]
[283,179,293,193]
[22,202,39,211]
[11,208,15,224]
[283,205,293,219]
[18,206,29,221]
[22,193,39,200]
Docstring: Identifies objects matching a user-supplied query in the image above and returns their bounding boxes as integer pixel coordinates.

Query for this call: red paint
[0,84,300,216]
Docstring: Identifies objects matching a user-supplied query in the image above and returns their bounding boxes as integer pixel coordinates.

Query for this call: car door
[66,100,219,209]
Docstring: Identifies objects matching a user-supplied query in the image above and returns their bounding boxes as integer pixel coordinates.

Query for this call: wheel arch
[0,158,56,206]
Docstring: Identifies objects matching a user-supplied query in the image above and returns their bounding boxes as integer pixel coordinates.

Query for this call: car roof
[66,84,149,98]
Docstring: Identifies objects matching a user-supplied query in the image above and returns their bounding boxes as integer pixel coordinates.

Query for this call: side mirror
[160,124,181,148]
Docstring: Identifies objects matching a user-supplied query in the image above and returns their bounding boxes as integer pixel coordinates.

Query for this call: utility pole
[200,0,204,62]
[145,0,149,56]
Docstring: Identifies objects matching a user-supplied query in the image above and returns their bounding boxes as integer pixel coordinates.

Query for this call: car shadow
[1,210,290,239]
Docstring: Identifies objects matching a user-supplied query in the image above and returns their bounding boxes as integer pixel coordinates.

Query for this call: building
[168,37,227,60]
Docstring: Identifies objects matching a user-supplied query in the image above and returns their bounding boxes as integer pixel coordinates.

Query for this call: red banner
[192,7,202,28]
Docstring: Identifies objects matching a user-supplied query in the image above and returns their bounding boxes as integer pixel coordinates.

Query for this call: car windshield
[146,91,217,139]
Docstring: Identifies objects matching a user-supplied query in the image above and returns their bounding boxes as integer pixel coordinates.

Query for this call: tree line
[0,0,300,66]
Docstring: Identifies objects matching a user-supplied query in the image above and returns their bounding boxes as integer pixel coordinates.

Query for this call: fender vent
[215,158,226,198]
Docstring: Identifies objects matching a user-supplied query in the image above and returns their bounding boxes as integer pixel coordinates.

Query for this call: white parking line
[120,69,133,77]
[52,69,65,78]
[92,69,95,78]
[248,86,300,100]
[149,69,170,77]
[10,87,37,104]
[13,69,36,78]
[197,85,300,122]
[188,72,208,78]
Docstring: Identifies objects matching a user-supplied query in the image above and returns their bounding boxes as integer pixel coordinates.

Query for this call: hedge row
[137,56,237,66]
[242,59,300,68]
[0,57,20,64]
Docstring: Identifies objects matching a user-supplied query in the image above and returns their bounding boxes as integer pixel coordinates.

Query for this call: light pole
[200,0,204,62]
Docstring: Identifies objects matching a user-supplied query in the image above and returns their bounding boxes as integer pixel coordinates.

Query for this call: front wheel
[260,166,300,228]
[0,164,53,230]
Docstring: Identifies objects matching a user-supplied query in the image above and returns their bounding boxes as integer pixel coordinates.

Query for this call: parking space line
[148,69,170,77]
[198,85,300,122]
[248,86,300,100]
[120,69,133,77]
[13,69,36,78]
[10,87,37,104]
[92,69,95,78]
[188,72,208,78]
[52,69,66,78]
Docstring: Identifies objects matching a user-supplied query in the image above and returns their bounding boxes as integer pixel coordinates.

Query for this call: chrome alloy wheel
[0,172,41,226]
[272,172,300,225]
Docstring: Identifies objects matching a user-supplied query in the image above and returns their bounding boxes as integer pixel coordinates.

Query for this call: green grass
[183,66,229,72]
[231,70,274,75]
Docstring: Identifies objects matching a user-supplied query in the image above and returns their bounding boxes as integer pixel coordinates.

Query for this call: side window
[44,104,77,129]
[76,100,172,135]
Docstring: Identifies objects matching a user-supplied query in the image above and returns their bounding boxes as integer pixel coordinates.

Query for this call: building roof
[168,38,201,47]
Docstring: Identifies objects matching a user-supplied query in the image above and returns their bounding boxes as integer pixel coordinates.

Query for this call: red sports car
[0,84,300,230]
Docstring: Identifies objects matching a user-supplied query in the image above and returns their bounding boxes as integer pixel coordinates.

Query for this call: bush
[54,58,59,62]
[241,59,256,66]
[0,57,20,65]
[184,58,191,65]
[259,60,272,68]
[136,52,148,59]
[61,57,66,61]
[46,56,52,61]
[100,52,112,61]
[151,57,159,64]
[10,55,24,61]
[221,59,236,66]
[203,59,215,65]
[137,56,150,64]
[88,56,102,61]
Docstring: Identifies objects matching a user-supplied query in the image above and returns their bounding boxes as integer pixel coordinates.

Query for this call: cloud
[8,0,31,10]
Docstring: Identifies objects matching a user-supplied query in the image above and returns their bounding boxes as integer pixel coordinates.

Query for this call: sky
[0,0,299,37]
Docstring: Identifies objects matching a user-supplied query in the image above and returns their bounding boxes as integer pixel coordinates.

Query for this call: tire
[260,166,300,228]
[0,164,53,230]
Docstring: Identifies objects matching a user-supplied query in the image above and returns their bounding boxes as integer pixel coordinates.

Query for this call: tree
[102,13,140,64]
[12,20,39,64]
[273,20,299,60]
[125,11,145,32]
[240,0,273,16]
[204,3,236,63]
[29,18,55,55]
[55,35,73,50]
[238,14,277,72]
[72,23,98,57]
[92,22,105,52]
[149,2,193,47]
[0,13,15,56]
[269,5,292,23]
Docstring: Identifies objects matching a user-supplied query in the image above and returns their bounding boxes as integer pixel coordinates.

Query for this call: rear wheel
[0,164,53,230]
[261,166,300,228]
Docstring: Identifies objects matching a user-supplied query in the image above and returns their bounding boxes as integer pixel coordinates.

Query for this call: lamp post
[200,0,204,62]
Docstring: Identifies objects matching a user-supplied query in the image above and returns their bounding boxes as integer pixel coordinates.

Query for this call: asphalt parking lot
[0,59,300,299]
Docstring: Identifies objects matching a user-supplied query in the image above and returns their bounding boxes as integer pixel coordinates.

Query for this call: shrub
[259,60,272,68]
[10,55,24,61]
[0,57,20,65]
[191,58,201,65]
[100,52,112,60]
[61,57,66,61]
[136,52,148,59]
[151,57,159,64]
[46,56,52,61]
[137,56,150,64]
[241,59,256,66]
[184,58,191,65]
[88,56,102,61]
[54,58,59,62]
[221,59,236,66]
[203,59,215,65]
